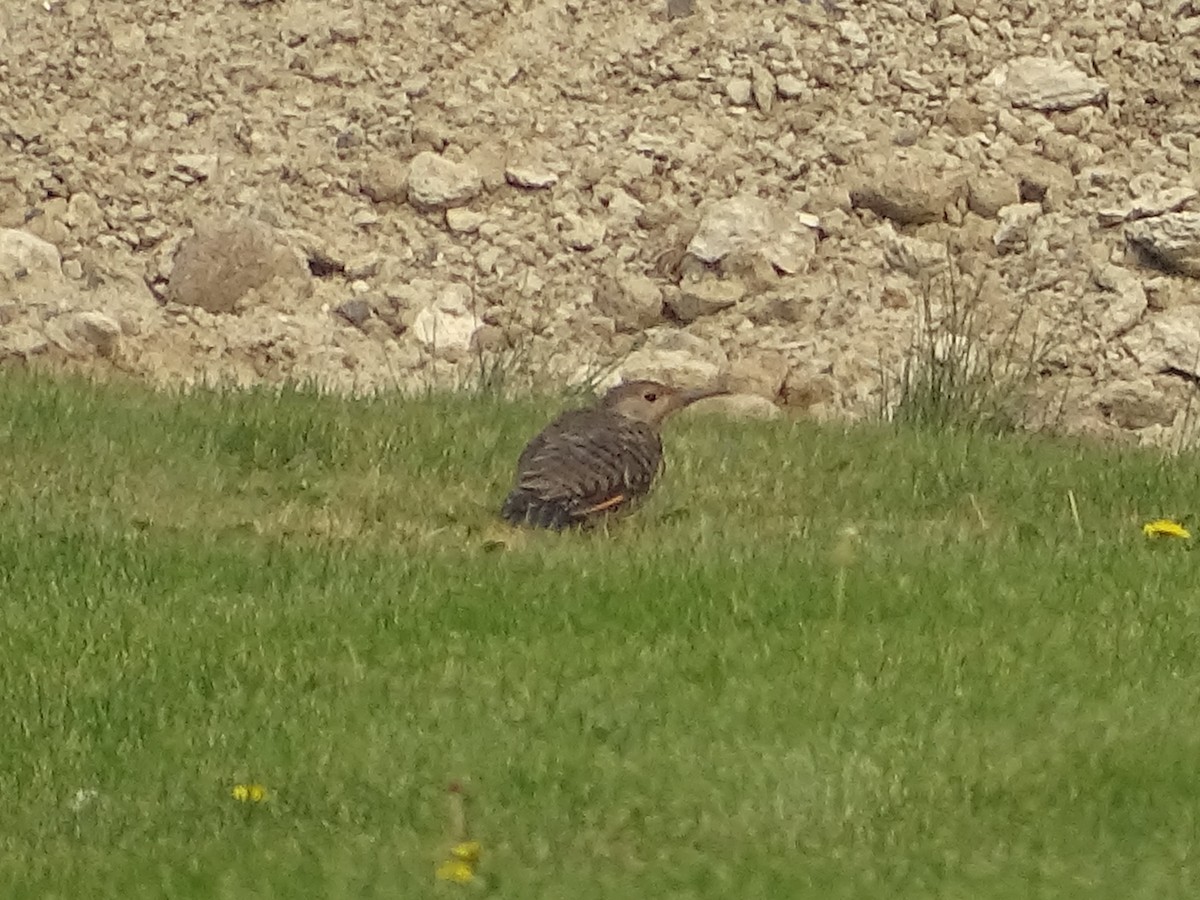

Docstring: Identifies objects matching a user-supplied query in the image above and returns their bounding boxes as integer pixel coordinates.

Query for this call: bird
[500,379,728,530]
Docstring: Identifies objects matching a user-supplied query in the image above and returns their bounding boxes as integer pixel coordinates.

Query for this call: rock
[993,203,1042,254]
[334,298,373,328]
[1091,265,1147,339]
[406,152,482,210]
[1126,212,1200,277]
[718,249,779,294]
[781,370,838,412]
[172,154,218,183]
[25,200,70,248]
[562,216,606,251]
[0,228,63,280]
[667,278,745,323]
[65,192,105,236]
[602,188,645,230]
[166,216,309,314]
[0,323,50,359]
[618,347,722,388]
[1006,154,1075,207]
[360,156,408,204]
[726,77,753,106]
[42,318,78,355]
[776,74,805,99]
[686,393,782,420]
[471,323,506,353]
[1125,306,1200,376]
[465,145,507,192]
[68,310,121,357]
[666,0,693,18]
[895,70,937,95]
[445,208,485,234]
[837,19,869,45]
[880,224,949,277]
[726,352,789,399]
[985,56,1108,111]
[750,64,775,113]
[594,272,663,333]
[967,172,1020,219]
[1098,187,1197,227]
[687,195,819,274]
[944,96,989,135]
[1096,379,1177,429]
[411,283,482,357]
[505,164,558,190]
[849,152,961,225]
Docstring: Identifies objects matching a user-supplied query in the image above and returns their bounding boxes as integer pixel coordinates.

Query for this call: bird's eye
[644,391,658,402]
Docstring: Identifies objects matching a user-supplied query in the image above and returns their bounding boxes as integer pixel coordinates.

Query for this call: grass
[885,257,1052,435]
[2,371,1200,898]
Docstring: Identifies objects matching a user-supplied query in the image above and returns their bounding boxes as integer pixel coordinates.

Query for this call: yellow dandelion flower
[435,859,476,884]
[449,841,481,864]
[1142,519,1191,539]
[231,783,268,803]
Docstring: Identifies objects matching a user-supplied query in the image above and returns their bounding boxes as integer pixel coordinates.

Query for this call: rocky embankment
[1,0,1198,440]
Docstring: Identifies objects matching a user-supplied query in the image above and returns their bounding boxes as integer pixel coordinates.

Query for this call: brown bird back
[500,380,725,530]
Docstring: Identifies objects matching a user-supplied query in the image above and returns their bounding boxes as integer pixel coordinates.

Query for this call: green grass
[2,371,1199,898]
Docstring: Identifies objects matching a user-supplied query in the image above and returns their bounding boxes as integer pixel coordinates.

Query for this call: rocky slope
[1,0,1198,441]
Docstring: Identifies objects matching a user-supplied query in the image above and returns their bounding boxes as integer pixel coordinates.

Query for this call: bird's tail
[500,489,578,530]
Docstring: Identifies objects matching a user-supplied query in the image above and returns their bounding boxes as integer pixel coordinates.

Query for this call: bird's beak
[677,384,731,407]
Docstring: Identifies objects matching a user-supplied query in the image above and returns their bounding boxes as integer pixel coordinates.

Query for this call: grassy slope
[1,372,1198,899]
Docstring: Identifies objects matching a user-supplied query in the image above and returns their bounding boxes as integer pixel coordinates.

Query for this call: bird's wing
[513,412,663,515]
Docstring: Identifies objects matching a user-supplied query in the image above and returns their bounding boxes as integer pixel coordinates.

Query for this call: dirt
[1,0,1198,443]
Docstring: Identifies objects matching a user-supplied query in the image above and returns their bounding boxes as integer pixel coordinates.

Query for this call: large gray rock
[618,348,721,388]
[985,56,1108,111]
[360,156,408,204]
[750,64,775,113]
[1091,265,1147,339]
[993,203,1042,254]
[166,216,310,314]
[410,283,482,358]
[687,195,819,274]
[726,352,789,399]
[1098,187,1197,227]
[849,152,962,225]
[0,322,50,359]
[667,278,744,323]
[1005,153,1076,207]
[725,77,753,107]
[967,172,1020,219]
[505,163,558,190]
[406,152,483,210]
[1126,212,1200,277]
[593,272,662,333]
[617,330,728,389]
[0,229,62,281]
[68,310,122,358]
[1125,306,1200,376]
[1096,379,1178,430]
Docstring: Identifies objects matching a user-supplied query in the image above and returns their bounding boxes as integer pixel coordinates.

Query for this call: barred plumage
[500,380,727,530]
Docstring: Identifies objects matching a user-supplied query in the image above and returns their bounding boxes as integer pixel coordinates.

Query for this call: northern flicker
[500,379,727,530]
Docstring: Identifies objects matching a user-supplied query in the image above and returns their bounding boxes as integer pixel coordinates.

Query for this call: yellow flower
[449,841,481,864]
[231,783,268,803]
[435,859,476,884]
[1142,519,1191,539]
[435,842,482,884]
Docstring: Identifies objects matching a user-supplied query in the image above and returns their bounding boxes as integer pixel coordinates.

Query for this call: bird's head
[599,379,729,426]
